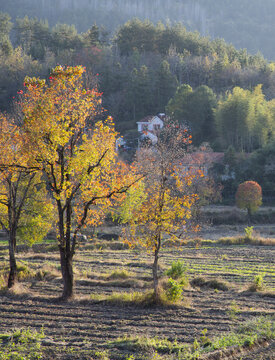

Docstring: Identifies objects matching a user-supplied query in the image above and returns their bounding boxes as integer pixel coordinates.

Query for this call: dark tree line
[2,0,275,59]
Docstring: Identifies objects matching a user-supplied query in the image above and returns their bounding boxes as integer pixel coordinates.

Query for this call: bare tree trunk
[152,233,161,302]
[56,198,74,300]
[8,230,17,288]
[60,247,74,300]
[152,249,160,300]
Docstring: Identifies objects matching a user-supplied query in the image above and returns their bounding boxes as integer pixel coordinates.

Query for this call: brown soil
[0,240,274,359]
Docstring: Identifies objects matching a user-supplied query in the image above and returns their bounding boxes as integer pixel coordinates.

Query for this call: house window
[154,124,160,131]
[142,124,148,131]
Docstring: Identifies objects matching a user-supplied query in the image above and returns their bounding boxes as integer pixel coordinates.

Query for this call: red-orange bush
[236,181,262,217]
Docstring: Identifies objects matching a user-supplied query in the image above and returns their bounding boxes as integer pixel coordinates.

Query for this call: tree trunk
[247,207,252,224]
[8,231,17,288]
[60,248,74,300]
[152,248,160,302]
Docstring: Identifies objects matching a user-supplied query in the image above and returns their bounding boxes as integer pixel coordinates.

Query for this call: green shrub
[244,226,254,240]
[249,274,265,292]
[165,278,183,302]
[165,260,187,280]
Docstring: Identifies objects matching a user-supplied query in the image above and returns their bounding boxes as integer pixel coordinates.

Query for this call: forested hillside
[1,12,275,195]
[1,0,275,59]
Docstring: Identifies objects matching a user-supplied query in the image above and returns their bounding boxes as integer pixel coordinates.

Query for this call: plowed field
[0,241,274,359]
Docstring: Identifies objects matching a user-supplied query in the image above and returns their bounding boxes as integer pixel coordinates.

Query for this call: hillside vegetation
[1,0,275,59]
[1,13,275,197]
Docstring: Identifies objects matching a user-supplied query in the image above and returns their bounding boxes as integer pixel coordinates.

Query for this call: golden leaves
[20,65,140,232]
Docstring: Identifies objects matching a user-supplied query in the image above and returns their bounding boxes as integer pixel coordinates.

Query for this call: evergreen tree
[15,16,50,60]
[167,84,217,145]
[0,12,12,56]
[154,60,178,113]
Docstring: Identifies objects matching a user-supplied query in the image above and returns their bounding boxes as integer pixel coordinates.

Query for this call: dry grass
[106,268,132,280]
[217,236,275,246]
[0,274,6,289]
[80,241,129,251]
[0,282,32,298]
[17,263,36,281]
[191,276,231,291]
[35,264,60,280]
[90,290,152,306]
[25,253,60,261]
[90,287,191,307]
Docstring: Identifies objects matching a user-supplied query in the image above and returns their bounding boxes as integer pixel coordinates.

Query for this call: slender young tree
[119,122,199,301]
[21,65,139,300]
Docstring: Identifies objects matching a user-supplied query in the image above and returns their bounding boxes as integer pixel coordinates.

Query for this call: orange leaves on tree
[0,114,28,172]
[236,180,262,214]
[20,65,140,299]
[21,65,127,233]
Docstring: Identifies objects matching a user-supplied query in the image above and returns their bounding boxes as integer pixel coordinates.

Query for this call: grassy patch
[81,241,129,251]
[17,263,35,281]
[0,273,6,289]
[78,268,143,288]
[227,300,241,320]
[198,316,275,356]
[109,335,186,354]
[90,289,186,307]
[90,290,155,306]
[191,276,230,291]
[0,328,44,360]
[106,268,132,280]
[108,316,275,359]
[217,236,275,246]
[35,264,60,281]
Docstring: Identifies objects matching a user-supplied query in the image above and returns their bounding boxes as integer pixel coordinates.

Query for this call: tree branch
[0,164,39,173]
[87,149,109,175]
[15,173,36,224]
[65,149,110,208]
[71,175,144,254]
[0,199,8,206]
[0,218,8,234]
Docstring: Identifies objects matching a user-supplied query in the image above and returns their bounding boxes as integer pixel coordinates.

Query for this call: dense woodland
[1,12,275,197]
[1,0,275,59]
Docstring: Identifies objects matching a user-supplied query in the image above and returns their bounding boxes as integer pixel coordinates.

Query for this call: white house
[137,114,166,146]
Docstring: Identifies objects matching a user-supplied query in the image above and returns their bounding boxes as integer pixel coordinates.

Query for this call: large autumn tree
[119,123,199,301]
[0,114,53,288]
[21,65,139,300]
